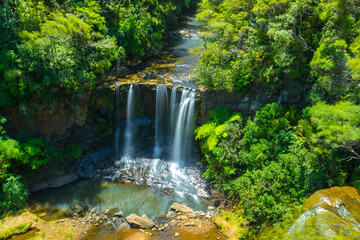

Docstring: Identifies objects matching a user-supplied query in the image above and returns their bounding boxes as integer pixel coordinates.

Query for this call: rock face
[75,149,113,178]
[170,203,194,213]
[30,173,78,192]
[286,186,360,239]
[125,214,155,229]
[198,87,304,124]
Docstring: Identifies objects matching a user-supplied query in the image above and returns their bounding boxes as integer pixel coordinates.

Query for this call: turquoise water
[30,178,210,217]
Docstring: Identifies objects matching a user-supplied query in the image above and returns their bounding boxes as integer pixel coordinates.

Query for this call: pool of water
[29,178,210,218]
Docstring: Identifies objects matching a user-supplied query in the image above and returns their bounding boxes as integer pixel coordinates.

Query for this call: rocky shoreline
[55,202,223,239]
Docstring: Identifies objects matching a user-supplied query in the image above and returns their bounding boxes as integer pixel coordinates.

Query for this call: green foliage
[198,103,317,226]
[0,176,28,214]
[195,0,360,99]
[0,0,191,109]
[195,107,242,152]
[0,222,32,240]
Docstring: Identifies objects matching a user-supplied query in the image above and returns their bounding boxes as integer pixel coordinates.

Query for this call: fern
[208,107,230,124]
[195,121,216,140]
[215,124,228,137]
[206,134,219,151]
[195,108,242,152]
[228,113,242,123]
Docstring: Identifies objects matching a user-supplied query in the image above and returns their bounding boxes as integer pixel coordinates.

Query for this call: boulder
[114,211,125,218]
[166,211,176,218]
[170,203,194,213]
[125,214,155,229]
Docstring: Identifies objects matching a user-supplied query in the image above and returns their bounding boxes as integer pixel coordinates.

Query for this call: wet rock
[286,186,360,239]
[178,215,188,220]
[31,173,78,192]
[166,211,176,218]
[104,208,118,215]
[199,211,206,217]
[188,212,197,219]
[118,222,130,232]
[76,149,113,178]
[72,202,88,214]
[171,203,194,213]
[208,206,215,210]
[126,214,155,229]
[114,211,125,218]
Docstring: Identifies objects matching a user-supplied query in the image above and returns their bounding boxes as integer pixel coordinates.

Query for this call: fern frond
[206,134,219,151]
[215,124,228,137]
[228,113,242,123]
[195,121,216,140]
[208,107,230,124]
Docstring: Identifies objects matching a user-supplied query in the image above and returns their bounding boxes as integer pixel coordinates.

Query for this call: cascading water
[173,88,197,165]
[123,84,135,157]
[154,85,168,158]
[170,86,179,133]
[114,85,121,158]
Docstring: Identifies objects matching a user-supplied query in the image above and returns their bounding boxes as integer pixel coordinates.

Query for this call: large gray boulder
[125,214,155,229]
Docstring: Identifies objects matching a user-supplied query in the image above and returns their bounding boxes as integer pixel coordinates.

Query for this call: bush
[0,176,28,214]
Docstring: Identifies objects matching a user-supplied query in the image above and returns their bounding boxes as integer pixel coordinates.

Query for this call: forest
[1,0,360,239]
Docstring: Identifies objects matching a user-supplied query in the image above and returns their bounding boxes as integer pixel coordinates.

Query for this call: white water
[114,85,121,158]
[170,86,179,133]
[154,85,168,158]
[173,89,197,165]
[123,84,135,157]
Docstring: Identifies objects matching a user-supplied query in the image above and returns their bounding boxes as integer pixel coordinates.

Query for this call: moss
[0,222,32,240]
[213,207,249,240]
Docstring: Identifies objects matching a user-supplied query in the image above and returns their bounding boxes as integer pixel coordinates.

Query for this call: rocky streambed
[26,200,223,240]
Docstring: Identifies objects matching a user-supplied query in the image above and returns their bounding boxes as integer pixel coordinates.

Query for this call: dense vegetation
[0,0,193,109]
[1,0,360,237]
[0,0,192,215]
[0,116,82,214]
[195,0,360,99]
[196,103,360,226]
[194,0,360,237]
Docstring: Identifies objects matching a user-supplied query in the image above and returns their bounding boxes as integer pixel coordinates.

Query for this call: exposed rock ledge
[30,173,78,193]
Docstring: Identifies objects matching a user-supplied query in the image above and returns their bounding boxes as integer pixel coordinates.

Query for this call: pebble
[175,232,179,237]
[208,206,215,210]
[184,223,190,226]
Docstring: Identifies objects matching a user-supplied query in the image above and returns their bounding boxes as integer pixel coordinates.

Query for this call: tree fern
[208,107,230,124]
[215,124,228,137]
[195,108,242,152]
[206,134,219,151]
[195,121,216,140]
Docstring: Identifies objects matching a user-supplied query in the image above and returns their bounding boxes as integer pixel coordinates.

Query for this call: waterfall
[123,84,135,157]
[277,90,288,105]
[173,88,196,165]
[154,85,168,158]
[114,85,121,158]
[170,86,179,133]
